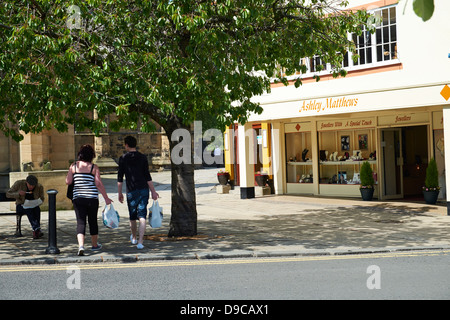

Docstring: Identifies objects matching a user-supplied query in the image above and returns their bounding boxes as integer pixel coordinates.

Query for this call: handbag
[67,162,76,200]
[149,200,163,228]
[102,204,120,229]
[66,182,74,200]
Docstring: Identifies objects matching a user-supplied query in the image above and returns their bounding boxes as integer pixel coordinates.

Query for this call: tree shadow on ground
[1,202,449,261]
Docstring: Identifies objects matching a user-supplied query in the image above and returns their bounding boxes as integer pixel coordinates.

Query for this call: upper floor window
[281,4,398,79]
[374,6,397,62]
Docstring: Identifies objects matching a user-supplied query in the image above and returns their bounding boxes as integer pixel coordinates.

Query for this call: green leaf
[413,0,434,22]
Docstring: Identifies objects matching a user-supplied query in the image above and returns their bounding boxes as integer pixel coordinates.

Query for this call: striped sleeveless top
[72,162,98,200]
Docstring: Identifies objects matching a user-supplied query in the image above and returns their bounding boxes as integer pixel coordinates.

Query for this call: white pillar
[238,123,255,199]
[443,107,450,215]
[270,122,283,194]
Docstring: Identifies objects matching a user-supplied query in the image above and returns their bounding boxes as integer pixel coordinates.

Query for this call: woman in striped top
[66,144,112,256]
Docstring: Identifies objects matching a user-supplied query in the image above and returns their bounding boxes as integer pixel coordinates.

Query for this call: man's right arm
[117,156,125,203]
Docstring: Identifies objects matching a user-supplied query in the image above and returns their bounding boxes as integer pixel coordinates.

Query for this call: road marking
[0,250,449,273]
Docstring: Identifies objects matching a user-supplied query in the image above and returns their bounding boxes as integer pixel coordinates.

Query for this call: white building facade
[224,0,450,214]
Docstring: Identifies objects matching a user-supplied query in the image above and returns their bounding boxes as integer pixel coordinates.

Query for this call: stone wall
[9,171,73,211]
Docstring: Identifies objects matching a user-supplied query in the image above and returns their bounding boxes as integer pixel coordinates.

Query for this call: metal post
[45,189,60,254]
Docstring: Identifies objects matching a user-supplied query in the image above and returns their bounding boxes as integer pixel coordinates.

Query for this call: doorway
[380,125,428,200]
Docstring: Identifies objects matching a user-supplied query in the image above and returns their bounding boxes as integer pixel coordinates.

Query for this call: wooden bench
[0,192,24,237]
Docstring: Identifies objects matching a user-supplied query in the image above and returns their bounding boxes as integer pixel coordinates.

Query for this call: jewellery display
[319,149,377,184]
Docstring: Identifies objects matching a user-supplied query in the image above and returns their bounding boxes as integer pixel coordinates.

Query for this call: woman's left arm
[94,165,112,205]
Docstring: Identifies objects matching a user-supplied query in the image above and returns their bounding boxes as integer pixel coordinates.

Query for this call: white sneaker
[137,243,144,249]
[78,246,85,256]
[130,235,137,245]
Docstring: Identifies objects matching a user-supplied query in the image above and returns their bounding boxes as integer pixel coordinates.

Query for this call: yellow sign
[378,112,429,126]
[317,118,375,131]
[299,97,359,114]
[440,85,450,101]
[284,122,311,133]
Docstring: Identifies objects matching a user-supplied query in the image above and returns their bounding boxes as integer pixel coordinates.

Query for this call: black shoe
[33,229,44,239]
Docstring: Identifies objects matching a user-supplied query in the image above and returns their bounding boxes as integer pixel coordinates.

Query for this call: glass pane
[365,30,372,45]
[391,43,397,59]
[389,7,396,24]
[376,28,382,44]
[343,52,349,67]
[383,26,389,43]
[374,11,382,27]
[377,45,383,62]
[358,34,364,47]
[390,25,397,42]
[382,9,389,25]
[309,58,315,72]
[360,48,365,64]
[383,44,390,61]
[352,33,357,46]
[366,48,372,63]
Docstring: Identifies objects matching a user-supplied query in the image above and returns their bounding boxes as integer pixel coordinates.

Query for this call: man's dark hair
[124,136,137,148]
[26,175,38,186]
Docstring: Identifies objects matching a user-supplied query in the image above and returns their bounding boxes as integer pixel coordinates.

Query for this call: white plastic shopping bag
[102,204,120,229]
[149,200,163,228]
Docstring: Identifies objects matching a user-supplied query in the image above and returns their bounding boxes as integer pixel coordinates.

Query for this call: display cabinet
[317,127,378,197]
[285,123,314,194]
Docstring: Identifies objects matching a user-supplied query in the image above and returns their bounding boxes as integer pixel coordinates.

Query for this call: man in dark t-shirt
[118,136,159,249]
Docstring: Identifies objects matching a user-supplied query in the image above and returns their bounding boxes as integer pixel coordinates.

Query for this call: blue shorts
[126,188,149,220]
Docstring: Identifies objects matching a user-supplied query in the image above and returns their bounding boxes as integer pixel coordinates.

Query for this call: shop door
[381,128,403,199]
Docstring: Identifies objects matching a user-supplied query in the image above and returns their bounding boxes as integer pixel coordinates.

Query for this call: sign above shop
[248,83,449,122]
[317,118,375,131]
[299,97,359,114]
[285,122,311,133]
[377,112,429,126]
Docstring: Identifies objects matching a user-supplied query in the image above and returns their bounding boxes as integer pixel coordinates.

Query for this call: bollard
[45,189,60,254]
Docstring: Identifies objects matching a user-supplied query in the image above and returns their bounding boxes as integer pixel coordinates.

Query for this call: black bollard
[45,189,60,254]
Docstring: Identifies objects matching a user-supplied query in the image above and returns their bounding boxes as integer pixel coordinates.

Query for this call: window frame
[282,4,399,81]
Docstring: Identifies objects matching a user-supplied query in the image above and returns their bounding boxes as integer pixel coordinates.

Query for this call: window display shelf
[287,161,313,184]
[319,160,377,185]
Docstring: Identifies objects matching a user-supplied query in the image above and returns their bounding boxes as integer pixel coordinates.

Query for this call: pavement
[1,167,450,265]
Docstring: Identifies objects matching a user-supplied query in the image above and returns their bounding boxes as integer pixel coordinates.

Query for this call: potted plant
[217,169,229,185]
[255,171,268,186]
[359,161,375,201]
[423,158,440,204]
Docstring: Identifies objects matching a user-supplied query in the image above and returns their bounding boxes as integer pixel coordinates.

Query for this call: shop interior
[285,124,430,200]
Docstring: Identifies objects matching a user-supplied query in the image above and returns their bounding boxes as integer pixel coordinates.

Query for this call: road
[1,250,449,303]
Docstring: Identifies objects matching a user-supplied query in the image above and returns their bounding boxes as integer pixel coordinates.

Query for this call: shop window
[318,129,377,186]
[285,128,312,185]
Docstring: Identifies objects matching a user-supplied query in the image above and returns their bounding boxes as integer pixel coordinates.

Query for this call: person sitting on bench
[7,175,45,239]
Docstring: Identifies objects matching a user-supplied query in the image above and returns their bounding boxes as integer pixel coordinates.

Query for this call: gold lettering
[395,115,411,123]
[300,97,359,114]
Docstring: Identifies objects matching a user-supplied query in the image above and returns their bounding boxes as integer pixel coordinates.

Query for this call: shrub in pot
[360,161,374,201]
[423,158,440,204]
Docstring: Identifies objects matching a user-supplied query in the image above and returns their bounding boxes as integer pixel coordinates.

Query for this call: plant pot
[423,190,439,204]
[255,174,268,186]
[360,187,374,201]
[217,173,229,185]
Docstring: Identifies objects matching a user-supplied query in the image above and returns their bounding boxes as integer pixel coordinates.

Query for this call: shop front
[283,108,440,201]
[224,83,449,214]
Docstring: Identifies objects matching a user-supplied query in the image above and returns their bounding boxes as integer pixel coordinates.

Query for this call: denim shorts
[126,188,149,220]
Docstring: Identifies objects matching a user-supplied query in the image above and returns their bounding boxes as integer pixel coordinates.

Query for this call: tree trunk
[168,160,197,237]
[166,122,198,237]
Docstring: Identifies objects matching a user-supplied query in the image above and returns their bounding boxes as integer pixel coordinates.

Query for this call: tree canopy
[0,0,368,138]
[1,0,369,236]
